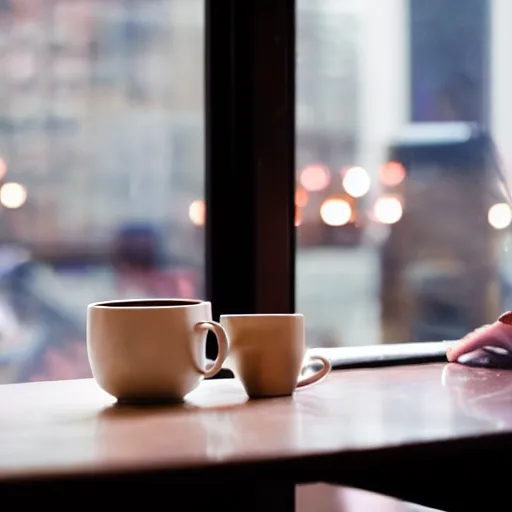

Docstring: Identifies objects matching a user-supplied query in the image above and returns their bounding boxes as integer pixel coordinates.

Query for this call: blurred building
[296,0,359,173]
[0,0,204,262]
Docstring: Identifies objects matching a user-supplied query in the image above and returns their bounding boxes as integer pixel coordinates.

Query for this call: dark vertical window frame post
[205,0,296,351]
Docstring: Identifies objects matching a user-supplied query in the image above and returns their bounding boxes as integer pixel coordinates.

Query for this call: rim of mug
[89,298,208,309]
[220,313,303,318]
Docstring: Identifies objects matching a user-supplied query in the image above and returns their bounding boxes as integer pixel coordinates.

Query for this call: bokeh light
[320,197,352,226]
[189,199,205,226]
[0,182,27,209]
[379,161,406,187]
[488,203,512,230]
[300,164,330,192]
[342,166,371,198]
[374,196,403,224]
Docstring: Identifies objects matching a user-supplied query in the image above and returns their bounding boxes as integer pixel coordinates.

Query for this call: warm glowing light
[295,186,309,207]
[0,182,26,209]
[379,161,406,187]
[488,203,512,230]
[300,164,330,192]
[189,199,205,226]
[342,166,371,198]
[0,159,6,180]
[374,196,403,224]
[320,198,352,226]
[295,207,302,227]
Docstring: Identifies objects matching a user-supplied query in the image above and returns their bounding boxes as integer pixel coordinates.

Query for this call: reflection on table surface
[442,362,512,428]
[297,485,442,512]
[2,363,512,481]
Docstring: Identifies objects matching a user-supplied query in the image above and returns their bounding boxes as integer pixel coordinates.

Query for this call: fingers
[499,311,512,325]
[446,321,512,363]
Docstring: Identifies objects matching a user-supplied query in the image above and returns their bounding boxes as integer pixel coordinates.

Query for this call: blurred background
[295,0,512,350]
[0,0,510,383]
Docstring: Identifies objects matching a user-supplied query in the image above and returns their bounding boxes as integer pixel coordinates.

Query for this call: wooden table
[1,363,511,511]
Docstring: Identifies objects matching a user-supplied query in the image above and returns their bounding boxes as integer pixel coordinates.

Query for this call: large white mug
[220,313,331,398]
[87,299,228,402]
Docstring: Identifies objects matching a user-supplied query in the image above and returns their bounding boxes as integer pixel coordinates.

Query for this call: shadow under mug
[87,299,228,403]
[220,313,331,398]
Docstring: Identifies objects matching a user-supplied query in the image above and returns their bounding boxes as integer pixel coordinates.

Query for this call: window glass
[296,0,509,348]
[0,0,204,383]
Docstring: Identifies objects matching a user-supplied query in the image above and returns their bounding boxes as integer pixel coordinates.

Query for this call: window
[0,0,204,383]
[296,0,509,348]
[2,1,500,384]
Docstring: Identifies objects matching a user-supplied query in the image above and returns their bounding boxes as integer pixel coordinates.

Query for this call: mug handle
[194,321,229,378]
[296,354,331,388]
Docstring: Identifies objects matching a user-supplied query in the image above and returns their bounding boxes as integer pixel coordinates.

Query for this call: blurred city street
[25,246,382,350]
[0,245,381,361]
[0,0,507,385]
[297,246,381,348]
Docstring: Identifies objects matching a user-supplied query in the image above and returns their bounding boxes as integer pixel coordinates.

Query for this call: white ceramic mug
[220,313,331,398]
[87,299,228,402]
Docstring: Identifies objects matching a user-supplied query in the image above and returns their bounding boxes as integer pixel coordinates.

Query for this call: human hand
[446,311,512,365]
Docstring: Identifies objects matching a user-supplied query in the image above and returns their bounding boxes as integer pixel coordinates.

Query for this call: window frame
[205,0,296,336]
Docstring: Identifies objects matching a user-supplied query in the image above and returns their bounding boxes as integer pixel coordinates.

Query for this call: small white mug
[220,313,331,398]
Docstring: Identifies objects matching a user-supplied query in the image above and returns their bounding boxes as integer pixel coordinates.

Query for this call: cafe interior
[0,1,511,510]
